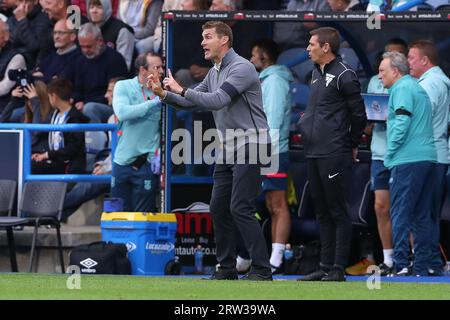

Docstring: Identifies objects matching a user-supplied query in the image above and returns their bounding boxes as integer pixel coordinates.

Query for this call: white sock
[270,243,285,268]
[236,255,252,272]
[383,249,394,267]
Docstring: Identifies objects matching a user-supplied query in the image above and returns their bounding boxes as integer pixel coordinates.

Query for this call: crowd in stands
[0,0,448,275]
[0,0,446,126]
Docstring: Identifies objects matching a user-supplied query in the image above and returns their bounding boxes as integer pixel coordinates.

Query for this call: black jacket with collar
[47,106,90,174]
[298,55,367,158]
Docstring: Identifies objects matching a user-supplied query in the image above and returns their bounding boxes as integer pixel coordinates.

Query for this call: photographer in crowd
[0,82,52,157]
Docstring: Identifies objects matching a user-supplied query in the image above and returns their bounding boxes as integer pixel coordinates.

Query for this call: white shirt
[50,111,69,151]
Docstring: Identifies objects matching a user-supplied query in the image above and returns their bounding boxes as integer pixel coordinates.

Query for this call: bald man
[34,19,81,84]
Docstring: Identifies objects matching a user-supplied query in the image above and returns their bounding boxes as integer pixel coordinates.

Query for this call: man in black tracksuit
[298,27,367,281]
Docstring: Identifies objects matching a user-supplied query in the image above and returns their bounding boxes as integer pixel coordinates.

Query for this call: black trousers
[307,155,352,268]
[210,161,271,272]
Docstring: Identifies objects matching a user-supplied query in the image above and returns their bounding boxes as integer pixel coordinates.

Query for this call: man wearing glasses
[34,18,81,84]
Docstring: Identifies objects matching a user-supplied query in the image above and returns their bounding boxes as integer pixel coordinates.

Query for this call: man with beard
[73,22,127,115]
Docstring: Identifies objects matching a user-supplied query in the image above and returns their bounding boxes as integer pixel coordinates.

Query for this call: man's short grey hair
[78,22,103,39]
[382,51,410,75]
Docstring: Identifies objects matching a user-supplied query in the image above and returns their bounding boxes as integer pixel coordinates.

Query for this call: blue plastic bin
[101,212,177,275]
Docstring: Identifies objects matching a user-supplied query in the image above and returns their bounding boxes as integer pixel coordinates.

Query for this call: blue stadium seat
[426,0,450,10]
[277,47,314,84]
[290,82,310,110]
[290,83,310,127]
[85,131,108,172]
[339,47,362,72]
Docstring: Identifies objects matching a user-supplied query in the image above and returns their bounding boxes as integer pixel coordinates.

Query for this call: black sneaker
[206,268,238,280]
[322,267,346,282]
[408,253,414,268]
[379,263,394,276]
[366,263,394,276]
[271,264,284,275]
[428,267,445,277]
[297,270,327,282]
[240,272,273,281]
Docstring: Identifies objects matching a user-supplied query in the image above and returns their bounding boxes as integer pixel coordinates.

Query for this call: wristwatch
[180,88,187,97]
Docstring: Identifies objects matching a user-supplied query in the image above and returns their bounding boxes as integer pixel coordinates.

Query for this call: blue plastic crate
[101,212,177,275]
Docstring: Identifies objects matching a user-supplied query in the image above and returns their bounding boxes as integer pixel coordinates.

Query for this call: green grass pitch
[0,274,449,300]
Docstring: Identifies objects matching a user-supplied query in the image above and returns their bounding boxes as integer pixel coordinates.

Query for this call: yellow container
[101,212,177,223]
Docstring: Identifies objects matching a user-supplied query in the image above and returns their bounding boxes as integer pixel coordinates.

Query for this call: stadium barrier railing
[0,123,117,183]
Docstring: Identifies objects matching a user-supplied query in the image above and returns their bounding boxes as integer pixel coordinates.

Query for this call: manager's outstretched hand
[162,69,184,95]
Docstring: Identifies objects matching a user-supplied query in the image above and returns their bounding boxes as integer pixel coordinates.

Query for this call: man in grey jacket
[150,21,273,281]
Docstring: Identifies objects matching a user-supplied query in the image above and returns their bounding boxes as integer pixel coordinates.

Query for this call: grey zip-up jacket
[164,49,270,146]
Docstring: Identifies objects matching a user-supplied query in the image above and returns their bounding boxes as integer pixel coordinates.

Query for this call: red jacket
[71,0,119,17]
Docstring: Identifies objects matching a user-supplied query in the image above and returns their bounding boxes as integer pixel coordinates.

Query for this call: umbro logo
[325,73,335,87]
[80,258,98,269]
[80,258,98,273]
[126,241,137,252]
